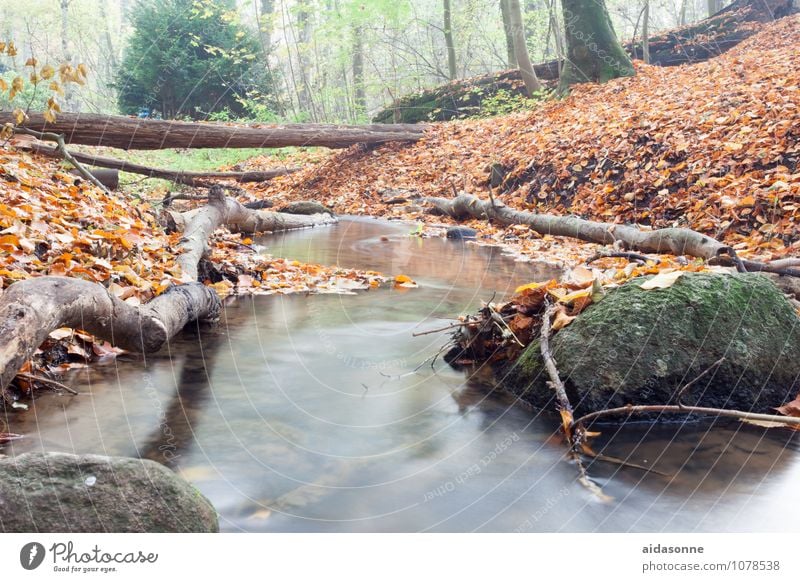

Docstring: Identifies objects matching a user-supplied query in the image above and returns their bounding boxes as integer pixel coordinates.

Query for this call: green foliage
[475,88,552,117]
[0,70,49,111]
[116,0,276,120]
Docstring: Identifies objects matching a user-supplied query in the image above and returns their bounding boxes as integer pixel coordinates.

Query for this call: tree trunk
[443,0,458,80]
[352,26,367,118]
[60,0,79,112]
[0,188,337,396]
[642,0,651,63]
[508,0,544,94]
[29,143,299,186]
[558,0,635,93]
[3,112,428,150]
[259,0,275,52]
[500,0,518,68]
[708,0,724,16]
[679,0,688,25]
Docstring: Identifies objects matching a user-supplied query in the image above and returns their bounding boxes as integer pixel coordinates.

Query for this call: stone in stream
[503,273,800,417]
[446,226,478,240]
[278,201,334,215]
[0,452,218,532]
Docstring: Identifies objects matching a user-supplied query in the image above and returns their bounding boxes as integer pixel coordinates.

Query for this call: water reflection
[4,218,799,532]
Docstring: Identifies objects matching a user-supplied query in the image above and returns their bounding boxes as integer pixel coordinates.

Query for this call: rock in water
[0,452,218,532]
[446,227,478,240]
[504,273,800,416]
[278,201,334,215]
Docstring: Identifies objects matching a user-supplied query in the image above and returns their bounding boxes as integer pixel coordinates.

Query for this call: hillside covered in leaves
[249,15,800,264]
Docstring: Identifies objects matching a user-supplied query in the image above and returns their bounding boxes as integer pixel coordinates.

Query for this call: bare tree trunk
[642,0,651,63]
[60,0,79,112]
[679,0,689,25]
[507,0,543,94]
[707,0,724,16]
[500,0,518,68]
[352,26,367,119]
[443,0,458,79]
[258,0,275,51]
[558,0,635,92]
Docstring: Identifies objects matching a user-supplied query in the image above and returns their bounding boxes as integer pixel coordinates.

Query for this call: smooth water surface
[5,218,800,532]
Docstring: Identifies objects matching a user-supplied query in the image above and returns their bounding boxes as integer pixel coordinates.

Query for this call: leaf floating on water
[394,274,418,288]
[740,418,790,429]
[639,270,684,290]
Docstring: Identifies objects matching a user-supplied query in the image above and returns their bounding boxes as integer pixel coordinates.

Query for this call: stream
[5,218,800,532]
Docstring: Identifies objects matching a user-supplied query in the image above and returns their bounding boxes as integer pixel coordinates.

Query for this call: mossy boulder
[0,452,218,532]
[504,273,800,416]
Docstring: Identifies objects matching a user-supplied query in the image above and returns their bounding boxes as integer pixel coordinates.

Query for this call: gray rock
[0,452,218,532]
[504,273,800,416]
[278,201,334,215]
[446,226,478,240]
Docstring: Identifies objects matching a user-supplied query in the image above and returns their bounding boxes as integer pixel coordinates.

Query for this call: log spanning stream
[5,218,800,532]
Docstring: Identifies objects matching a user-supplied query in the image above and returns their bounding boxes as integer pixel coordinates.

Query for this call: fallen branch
[16,373,79,395]
[422,193,798,275]
[14,127,111,195]
[29,142,299,187]
[540,302,575,436]
[170,187,337,281]
[572,403,800,428]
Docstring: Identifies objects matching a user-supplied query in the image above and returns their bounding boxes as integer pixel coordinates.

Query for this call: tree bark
[507,0,544,94]
[500,0,518,68]
[0,188,337,396]
[29,143,299,186]
[421,193,728,258]
[2,112,428,150]
[708,0,724,16]
[558,0,635,93]
[352,26,367,118]
[642,0,651,64]
[443,0,458,80]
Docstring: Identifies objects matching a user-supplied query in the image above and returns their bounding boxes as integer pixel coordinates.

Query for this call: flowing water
[5,218,800,532]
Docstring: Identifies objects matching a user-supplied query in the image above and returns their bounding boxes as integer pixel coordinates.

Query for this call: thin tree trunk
[500,0,518,68]
[60,0,78,112]
[679,0,688,25]
[642,0,651,63]
[507,0,543,94]
[352,26,367,118]
[443,0,458,79]
[558,0,635,92]
[707,0,723,16]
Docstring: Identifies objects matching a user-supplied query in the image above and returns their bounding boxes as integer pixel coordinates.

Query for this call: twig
[489,304,524,347]
[412,320,482,337]
[572,404,800,428]
[716,246,747,273]
[676,357,725,405]
[13,127,112,196]
[540,302,574,428]
[16,373,78,395]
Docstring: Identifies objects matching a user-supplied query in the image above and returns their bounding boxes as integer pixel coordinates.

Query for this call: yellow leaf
[515,280,550,294]
[12,108,26,124]
[11,76,23,91]
[0,78,6,92]
[551,308,576,331]
[395,274,414,284]
[49,81,64,95]
[77,63,89,78]
[639,270,683,290]
[43,109,56,123]
[24,57,37,67]
[559,288,592,304]
[40,64,55,80]
[6,41,17,57]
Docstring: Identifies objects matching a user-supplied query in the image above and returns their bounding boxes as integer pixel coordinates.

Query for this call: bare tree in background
[508,0,543,93]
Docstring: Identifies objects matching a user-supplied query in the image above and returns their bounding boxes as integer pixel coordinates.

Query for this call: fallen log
[174,186,336,281]
[422,193,728,259]
[4,112,428,150]
[0,186,337,396]
[31,143,298,186]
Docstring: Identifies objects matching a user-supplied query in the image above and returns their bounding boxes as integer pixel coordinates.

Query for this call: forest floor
[243,14,800,269]
[0,15,798,401]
